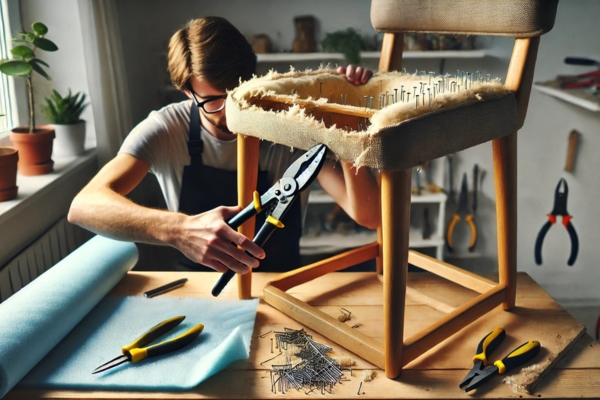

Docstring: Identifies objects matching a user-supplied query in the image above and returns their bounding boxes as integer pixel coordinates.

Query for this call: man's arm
[316,160,380,230]
[68,153,264,273]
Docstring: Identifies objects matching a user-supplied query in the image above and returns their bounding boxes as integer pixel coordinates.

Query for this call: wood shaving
[337,309,352,322]
[503,359,552,394]
[335,357,355,368]
[362,369,377,382]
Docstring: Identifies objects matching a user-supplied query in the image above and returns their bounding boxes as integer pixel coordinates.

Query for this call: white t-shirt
[119,100,308,216]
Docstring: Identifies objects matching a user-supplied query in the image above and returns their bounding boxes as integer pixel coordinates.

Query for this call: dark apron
[175,102,302,272]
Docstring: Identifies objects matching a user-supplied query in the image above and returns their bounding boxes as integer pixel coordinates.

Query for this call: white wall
[518,1,600,306]
[112,0,600,305]
[15,1,596,305]
[114,0,378,124]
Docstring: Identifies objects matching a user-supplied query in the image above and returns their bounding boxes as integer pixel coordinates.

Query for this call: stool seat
[227,69,517,170]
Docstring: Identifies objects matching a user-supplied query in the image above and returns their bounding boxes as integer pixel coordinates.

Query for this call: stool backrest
[371,0,559,128]
[371,0,558,37]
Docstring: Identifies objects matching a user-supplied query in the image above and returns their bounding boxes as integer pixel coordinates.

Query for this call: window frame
[0,0,27,141]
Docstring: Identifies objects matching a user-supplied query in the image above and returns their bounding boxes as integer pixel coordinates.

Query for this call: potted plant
[321,28,368,65]
[0,21,58,175]
[42,89,89,157]
[0,114,18,202]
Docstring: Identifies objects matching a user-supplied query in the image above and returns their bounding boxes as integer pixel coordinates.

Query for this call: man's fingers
[203,253,250,274]
[339,64,373,85]
[345,64,356,83]
[219,205,243,221]
[361,69,373,84]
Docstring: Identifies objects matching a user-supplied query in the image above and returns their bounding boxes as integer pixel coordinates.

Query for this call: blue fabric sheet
[19,295,259,391]
[0,235,259,397]
[0,236,138,398]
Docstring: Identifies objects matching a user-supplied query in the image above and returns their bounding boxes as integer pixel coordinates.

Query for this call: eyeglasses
[190,91,227,114]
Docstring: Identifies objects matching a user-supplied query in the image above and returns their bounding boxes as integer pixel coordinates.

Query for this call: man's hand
[175,206,265,274]
[337,64,373,86]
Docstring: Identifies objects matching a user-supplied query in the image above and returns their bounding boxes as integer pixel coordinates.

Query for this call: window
[0,0,26,139]
[0,3,13,133]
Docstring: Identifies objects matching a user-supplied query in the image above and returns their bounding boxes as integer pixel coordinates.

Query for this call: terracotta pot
[53,120,86,158]
[0,146,18,202]
[9,125,55,176]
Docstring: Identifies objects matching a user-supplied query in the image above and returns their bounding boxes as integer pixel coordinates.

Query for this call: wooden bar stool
[229,0,559,378]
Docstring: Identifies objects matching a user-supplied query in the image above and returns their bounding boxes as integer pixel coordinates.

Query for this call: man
[68,16,379,274]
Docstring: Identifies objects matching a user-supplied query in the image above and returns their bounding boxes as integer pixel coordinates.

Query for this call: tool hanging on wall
[565,56,600,67]
[560,58,600,89]
[446,173,477,252]
[534,178,579,266]
[472,164,479,215]
[564,130,580,172]
[413,166,423,195]
[424,159,442,193]
[422,207,432,240]
[446,154,456,205]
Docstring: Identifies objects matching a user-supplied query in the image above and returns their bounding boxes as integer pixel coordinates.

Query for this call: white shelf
[300,231,377,256]
[306,186,447,259]
[308,189,446,204]
[257,50,486,63]
[534,82,600,112]
[300,230,443,256]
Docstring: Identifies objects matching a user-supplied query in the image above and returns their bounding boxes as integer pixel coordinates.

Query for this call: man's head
[167,17,257,93]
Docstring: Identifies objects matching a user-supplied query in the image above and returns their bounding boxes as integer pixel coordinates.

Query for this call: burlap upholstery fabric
[371,0,558,37]
[226,69,517,171]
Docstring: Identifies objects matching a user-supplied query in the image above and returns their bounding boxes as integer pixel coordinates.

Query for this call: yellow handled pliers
[459,327,540,392]
[92,316,204,374]
[446,172,477,252]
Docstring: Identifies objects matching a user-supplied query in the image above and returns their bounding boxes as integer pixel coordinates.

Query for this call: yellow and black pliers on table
[211,143,328,297]
[459,327,541,392]
[534,178,579,266]
[446,172,477,252]
[92,316,204,374]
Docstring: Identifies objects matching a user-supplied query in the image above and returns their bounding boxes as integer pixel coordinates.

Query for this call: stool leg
[376,173,383,274]
[237,135,260,299]
[493,132,517,310]
[381,169,411,378]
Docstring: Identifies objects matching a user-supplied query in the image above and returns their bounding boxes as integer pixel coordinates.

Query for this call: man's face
[186,77,233,141]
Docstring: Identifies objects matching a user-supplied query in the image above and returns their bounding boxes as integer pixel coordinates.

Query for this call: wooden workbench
[6,271,600,399]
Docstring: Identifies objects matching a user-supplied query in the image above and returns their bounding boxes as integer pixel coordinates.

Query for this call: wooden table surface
[6,271,600,399]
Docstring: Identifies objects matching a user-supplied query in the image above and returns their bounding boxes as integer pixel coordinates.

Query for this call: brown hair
[167,17,257,92]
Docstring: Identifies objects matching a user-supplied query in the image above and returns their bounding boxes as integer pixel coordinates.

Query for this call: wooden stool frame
[234,33,540,379]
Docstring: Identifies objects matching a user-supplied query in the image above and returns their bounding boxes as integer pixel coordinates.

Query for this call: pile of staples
[270,328,345,394]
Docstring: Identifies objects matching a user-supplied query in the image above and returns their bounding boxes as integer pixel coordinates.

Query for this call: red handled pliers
[560,71,600,89]
[534,178,579,267]
[561,57,600,89]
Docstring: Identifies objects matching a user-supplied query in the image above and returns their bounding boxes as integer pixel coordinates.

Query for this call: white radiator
[0,217,93,302]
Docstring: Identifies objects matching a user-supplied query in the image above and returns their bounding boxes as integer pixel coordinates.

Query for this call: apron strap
[187,101,204,165]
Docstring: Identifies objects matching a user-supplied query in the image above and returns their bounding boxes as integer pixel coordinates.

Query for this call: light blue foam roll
[0,235,138,398]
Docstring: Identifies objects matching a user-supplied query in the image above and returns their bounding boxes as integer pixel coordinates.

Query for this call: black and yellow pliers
[459,327,541,392]
[211,143,328,297]
[92,316,203,374]
[446,172,477,252]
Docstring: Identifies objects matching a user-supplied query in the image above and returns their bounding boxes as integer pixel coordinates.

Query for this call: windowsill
[0,148,98,223]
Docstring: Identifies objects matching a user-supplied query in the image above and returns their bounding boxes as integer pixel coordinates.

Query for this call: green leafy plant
[321,28,367,65]
[42,89,88,125]
[0,22,58,133]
